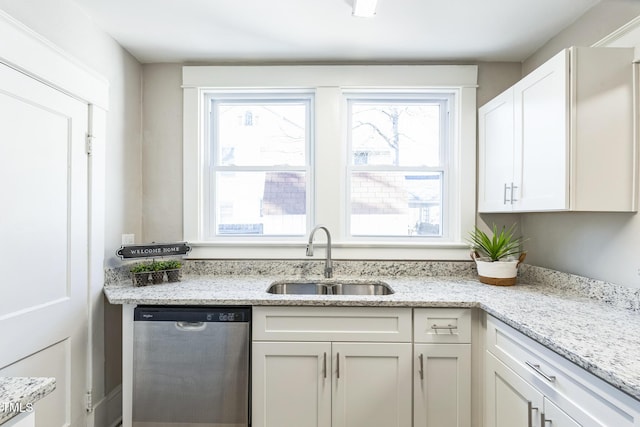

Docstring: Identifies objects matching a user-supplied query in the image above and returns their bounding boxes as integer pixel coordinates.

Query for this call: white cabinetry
[478,47,636,213]
[485,315,640,427]
[4,412,35,427]
[252,307,412,427]
[413,308,471,427]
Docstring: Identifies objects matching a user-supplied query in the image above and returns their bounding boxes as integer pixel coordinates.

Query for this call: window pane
[350,172,442,237]
[217,102,307,166]
[350,103,441,167]
[215,171,306,236]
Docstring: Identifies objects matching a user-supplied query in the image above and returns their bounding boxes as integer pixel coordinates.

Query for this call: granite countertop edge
[104,274,640,402]
[0,377,55,425]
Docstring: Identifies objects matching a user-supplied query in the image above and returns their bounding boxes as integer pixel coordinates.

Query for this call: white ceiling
[72,0,601,64]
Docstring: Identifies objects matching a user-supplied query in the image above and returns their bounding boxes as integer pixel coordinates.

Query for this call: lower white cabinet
[252,341,412,427]
[414,344,471,427]
[252,306,413,427]
[414,308,472,427]
[543,398,581,427]
[252,341,331,427]
[486,352,582,427]
[4,412,35,427]
[486,351,545,427]
[485,315,640,427]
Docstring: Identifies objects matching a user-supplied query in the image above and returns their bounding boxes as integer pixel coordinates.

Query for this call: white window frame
[183,65,477,259]
[202,91,314,240]
[344,91,453,241]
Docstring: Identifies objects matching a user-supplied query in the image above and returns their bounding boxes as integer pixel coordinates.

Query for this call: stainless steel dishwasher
[133,306,251,427]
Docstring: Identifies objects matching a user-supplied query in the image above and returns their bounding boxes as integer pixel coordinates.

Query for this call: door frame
[0,9,108,426]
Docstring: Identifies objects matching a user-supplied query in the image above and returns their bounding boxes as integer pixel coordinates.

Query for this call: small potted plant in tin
[130,263,152,286]
[164,260,182,282]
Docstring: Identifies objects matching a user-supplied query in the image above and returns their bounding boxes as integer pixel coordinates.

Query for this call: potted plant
[467,223,526,286]
[130,262,152,286]
[164,260,182,282]
[150,261,167,284]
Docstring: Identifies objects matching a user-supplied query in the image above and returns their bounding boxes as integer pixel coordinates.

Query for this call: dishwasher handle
[175,321,206,331]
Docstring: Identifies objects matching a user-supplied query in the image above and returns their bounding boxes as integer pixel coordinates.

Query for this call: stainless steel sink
[266,280,394,295]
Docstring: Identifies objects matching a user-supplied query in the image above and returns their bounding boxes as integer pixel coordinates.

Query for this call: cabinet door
[513,49,569,211]
[414,344,471,427]
[332,343,412,427]
[543,398,581,427]
[486,352,544,427]
[478,88,515,212]
[252,341,331,427]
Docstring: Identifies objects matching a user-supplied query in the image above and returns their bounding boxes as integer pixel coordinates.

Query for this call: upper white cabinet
[479,47,637,213]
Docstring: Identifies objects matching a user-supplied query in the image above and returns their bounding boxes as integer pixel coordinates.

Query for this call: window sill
[185,240,472,260]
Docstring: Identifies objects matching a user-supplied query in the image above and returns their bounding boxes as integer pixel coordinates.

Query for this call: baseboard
[91,385,122,427]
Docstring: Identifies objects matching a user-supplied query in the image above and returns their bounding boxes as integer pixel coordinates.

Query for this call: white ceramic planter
[471,252,526,286]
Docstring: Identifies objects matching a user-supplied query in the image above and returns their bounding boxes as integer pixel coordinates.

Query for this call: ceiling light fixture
[352,0,378,17]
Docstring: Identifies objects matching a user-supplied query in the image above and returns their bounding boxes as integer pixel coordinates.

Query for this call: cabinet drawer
[253,306,412,342]
[414,308,471,343]
[486,315,640,427]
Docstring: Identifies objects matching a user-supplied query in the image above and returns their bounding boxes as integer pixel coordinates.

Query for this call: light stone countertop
[0,377,55,425]
[103,260,640,403]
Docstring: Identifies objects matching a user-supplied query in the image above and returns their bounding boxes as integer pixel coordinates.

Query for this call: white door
[513,49,568,212]
[0,62,89,427]
[486,352,544,427]
[478,88,515,213]
[332,342,412,427]
[543,398,581,427]
[252,341,332,427]
[414,344,471,427]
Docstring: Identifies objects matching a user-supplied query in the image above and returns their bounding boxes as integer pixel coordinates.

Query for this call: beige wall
[0,0,143,420]
[484,0,640,288]
[523,0,640,74]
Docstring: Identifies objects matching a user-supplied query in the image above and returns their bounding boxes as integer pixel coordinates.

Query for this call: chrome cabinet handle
[503,183,509,205]
[527,402,539,427]
[511,182,518,203]
[431,324,457,334]
[323,352,327,379]
[418,354,424,380]
[541,412,552,425]
[336,352,340,379]
[526,361,556,382]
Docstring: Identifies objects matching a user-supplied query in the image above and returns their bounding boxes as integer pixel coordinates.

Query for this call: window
[204,93,313,238]
[346,95,451,238]
[183,65,477,259]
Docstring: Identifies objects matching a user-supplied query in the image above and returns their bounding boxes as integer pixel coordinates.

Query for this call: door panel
[478,89,515,212]
[252,341,331,427]
[513,50,568,211]
[332,342,412,427]
[486,352,543,427]
[0,63,89,427]
[414,344,471,427]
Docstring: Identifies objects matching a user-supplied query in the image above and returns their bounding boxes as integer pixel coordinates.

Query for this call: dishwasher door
[133,306,250,427]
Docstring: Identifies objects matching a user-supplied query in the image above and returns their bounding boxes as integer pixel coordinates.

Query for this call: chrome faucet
[306,225,333,278]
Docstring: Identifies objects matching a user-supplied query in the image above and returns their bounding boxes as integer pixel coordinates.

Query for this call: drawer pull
[526,361,556,382]
[431,324,457,334]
